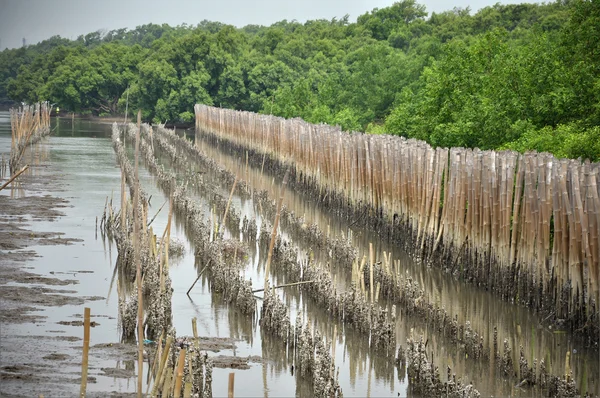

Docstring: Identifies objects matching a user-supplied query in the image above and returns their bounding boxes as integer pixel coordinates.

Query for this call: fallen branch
[0,164,29,191]
[252,280,315,293]
[147,199,168,227]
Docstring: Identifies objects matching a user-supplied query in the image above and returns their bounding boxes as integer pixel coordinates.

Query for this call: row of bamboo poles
[9,102,52,174]
[195,104,600,337]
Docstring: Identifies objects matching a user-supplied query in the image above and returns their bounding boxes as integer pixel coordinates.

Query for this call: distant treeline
[1,0,598,160]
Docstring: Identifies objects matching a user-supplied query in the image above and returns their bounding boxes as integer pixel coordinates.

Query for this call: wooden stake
[79,307,91,397]
[173,349,186,398]
[151,336,173,397]
[162,367,173,398]
[228,372,235,398]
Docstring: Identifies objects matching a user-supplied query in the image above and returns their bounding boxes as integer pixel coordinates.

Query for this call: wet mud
[0,115,150,397]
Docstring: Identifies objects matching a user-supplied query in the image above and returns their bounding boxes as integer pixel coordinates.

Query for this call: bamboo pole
[173,349,186,398]
[151,336,173,397]
[252,280,315,293]
[228,372,235,398]
[79,307,91,398]
[0,164,28,191]
[186,262,209,295]
[134,110,144,398]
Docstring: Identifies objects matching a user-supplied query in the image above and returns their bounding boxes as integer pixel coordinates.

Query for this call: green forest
[1,0,598,160]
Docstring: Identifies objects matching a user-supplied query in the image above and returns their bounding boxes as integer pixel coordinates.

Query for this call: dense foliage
[1,0,598,160]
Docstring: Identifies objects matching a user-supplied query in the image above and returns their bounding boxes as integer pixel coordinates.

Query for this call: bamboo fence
[9,102,52,174]
[195,104,600,335]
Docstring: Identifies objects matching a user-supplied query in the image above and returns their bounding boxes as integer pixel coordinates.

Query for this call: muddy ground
[0,169,128,397]
[0,155,260,397]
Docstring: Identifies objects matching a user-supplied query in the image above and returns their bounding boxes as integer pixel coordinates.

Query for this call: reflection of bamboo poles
[220,175,238,234]
[264,170,290,286]
[195,104,600,336]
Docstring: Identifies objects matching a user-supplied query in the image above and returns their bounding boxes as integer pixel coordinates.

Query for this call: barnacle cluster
[261,287,342,397]
[105,123,174,342]
[122,123,257,317]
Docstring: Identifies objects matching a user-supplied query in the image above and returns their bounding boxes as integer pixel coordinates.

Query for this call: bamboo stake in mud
[162,367,173,398]
[173,348,187,398]
[79,307,91,397]
[134,110,144,398]
[159,198,173,294]
[192,318,199,349]
[264,169,290,286]
[184,352,193,398]
[0,164,28,191]
[228,372,235,398]
[151,336,173,397]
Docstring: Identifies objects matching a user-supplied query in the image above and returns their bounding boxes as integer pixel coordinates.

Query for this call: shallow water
[1,114,598,397]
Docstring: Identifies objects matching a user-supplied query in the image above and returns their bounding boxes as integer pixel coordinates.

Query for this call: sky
[0,0,529,50]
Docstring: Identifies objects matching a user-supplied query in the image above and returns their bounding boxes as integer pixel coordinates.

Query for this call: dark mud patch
[86,343,138,361]
[0,365,36,381]
[0,285,81,306]
[57,320,100,327]
[42,353,70,361]
[100,367,136,378]
[196,336,237,352]
[211,355,263,370]
[10,334,82,342]
[0,250,39,263]
[0,267,78,285]
[0,194,69,220]
[73,313,115,320]
[72,376,98,384]
[0,305,46,324]
[51,270,94,275]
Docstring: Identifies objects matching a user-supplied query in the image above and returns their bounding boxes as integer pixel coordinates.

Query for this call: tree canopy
[1,0,598,160]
